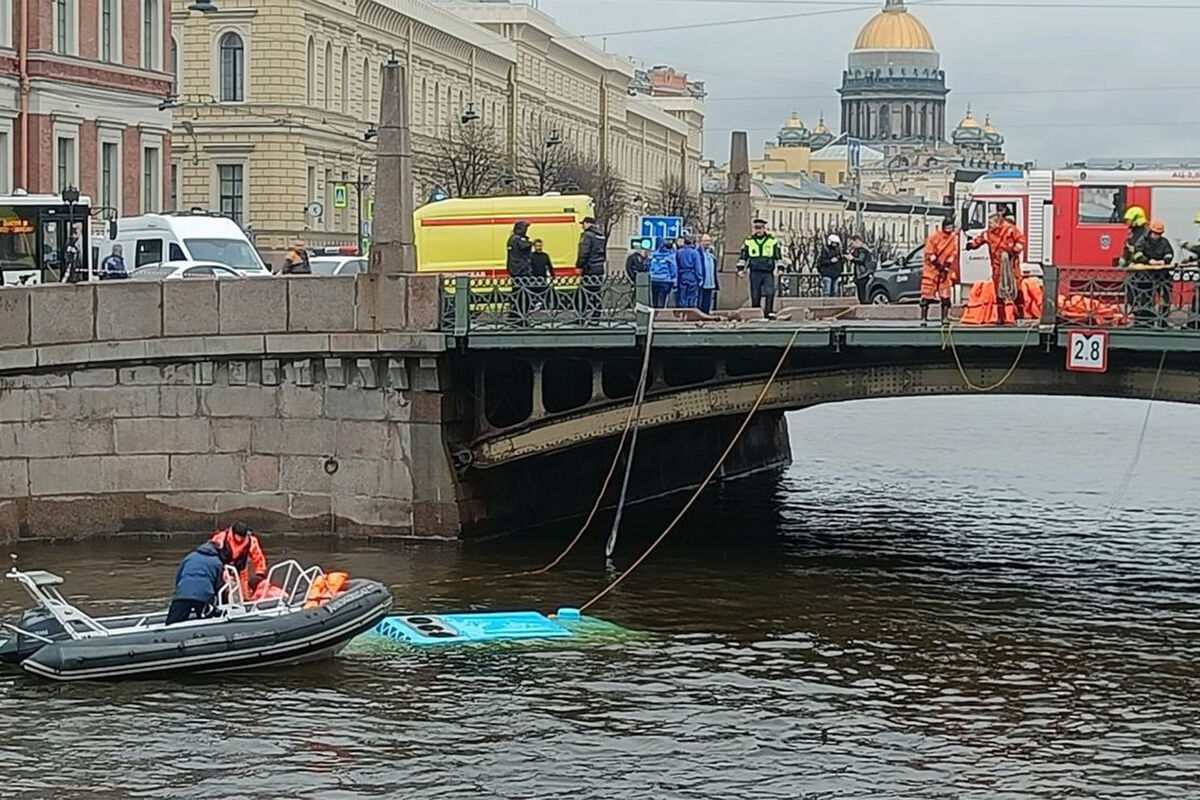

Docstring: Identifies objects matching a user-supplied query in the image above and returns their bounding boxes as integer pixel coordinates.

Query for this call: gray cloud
[536,0,1200,166]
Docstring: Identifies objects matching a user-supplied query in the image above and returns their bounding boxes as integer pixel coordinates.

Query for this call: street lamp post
[350,169,372,256]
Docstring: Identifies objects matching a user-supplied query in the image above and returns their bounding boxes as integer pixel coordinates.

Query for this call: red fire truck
[959,168,1200,285]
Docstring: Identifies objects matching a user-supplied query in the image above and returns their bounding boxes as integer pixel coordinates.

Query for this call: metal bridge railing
[440,274,641,333]
[777,271,858,299]
[1056,265,1200,330]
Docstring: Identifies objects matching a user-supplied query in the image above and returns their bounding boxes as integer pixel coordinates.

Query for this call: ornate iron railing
[1055,265,1200,330]
[440,275,640,333]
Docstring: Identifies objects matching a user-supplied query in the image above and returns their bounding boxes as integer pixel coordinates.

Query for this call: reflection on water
[2,396,1200,798]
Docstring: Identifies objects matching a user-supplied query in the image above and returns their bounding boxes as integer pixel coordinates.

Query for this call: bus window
[136,238,163,267]
[42,220,61,272]
[0,209,37,276]
[1079,186,1125,224]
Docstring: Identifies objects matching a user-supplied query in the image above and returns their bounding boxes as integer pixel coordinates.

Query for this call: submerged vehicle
[0,561,391,682]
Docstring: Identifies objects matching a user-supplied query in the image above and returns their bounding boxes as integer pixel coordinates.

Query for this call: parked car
[309,255,368,276]
[864,244,924,304]
[129,261,246,281]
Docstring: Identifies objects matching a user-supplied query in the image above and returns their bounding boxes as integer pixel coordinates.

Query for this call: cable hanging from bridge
[940,321,1039,393]
[423,306,657,587]
[579,328,802,613]
[1098,348,1168,527]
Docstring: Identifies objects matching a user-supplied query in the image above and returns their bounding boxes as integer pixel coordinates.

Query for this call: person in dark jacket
[576,216,607,320]
[625,245,647,283]
[817,234,846,297]
[847,234,874,304]
[1129,219,1176,327]
[281,239,312,275]
[530,238,555,311]
[99,244,128,280]
[506,221,533,278]
[166,542,230,625]
[506,221,534,324]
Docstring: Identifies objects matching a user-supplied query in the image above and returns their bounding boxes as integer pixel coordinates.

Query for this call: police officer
[737,218,783,319]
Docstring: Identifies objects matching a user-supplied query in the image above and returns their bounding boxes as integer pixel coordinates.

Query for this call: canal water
[3,396,1200,798]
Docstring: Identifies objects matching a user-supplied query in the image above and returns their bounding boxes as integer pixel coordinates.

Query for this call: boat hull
[16,579,392,682]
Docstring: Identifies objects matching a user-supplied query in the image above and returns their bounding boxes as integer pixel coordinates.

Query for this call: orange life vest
[304,571,350,609]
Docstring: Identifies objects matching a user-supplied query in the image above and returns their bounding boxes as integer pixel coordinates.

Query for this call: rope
[604,315,655,558]
[579,327,802,612]
[940,320,1039,393]
[1098,348,1168,526]
[425,305,657,586]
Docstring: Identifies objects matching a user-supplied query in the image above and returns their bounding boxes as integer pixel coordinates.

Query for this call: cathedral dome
[854,0,935,51]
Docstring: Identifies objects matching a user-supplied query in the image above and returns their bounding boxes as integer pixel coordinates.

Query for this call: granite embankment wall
[0,276,462,541]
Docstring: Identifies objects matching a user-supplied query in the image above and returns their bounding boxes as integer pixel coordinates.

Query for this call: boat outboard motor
[0,608,66,663]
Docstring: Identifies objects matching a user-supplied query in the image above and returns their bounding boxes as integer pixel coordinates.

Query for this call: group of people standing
[634,234,721,313]
[815,233,875,301]
[918,212,1028,325]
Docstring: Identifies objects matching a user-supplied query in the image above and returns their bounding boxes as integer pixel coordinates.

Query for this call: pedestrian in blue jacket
[166,542,230,625]
[647,239,678,309]
[675,236,704,309]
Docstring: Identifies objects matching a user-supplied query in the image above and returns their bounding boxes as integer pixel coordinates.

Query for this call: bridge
[0,265,1196,542]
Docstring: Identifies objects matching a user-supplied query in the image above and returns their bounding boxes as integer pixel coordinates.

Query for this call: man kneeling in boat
[166,541,231,625]
[211,521,268,600]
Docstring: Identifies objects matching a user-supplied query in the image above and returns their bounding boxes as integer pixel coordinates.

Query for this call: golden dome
[854,0,935,51]
[983,115,998,135]
[957,109,980,129]
[814,117,830,135]
[784,110,806,129]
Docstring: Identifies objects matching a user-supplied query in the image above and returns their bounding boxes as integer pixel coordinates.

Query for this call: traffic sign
[640,215,683,243]
[366,197,374,221]
[1066,330,1108,373]
[333,184,348,209]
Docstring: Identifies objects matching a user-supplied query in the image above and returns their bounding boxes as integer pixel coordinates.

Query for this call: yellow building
[170,0,704,263]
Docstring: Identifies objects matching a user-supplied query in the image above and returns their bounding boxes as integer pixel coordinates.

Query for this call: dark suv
[864,244,924,304]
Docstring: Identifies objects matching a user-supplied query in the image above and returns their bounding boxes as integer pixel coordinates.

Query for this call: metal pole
[355,169,364,256]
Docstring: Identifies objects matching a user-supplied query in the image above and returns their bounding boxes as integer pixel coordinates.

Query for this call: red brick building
[0,0,173,214]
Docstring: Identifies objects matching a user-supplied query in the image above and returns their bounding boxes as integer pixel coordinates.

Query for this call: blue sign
[640,215,684,243]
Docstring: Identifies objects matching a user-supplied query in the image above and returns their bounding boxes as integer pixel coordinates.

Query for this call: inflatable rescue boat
[0,562,391,681]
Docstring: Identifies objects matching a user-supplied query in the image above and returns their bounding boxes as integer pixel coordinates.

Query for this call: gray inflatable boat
[0,562,392,681]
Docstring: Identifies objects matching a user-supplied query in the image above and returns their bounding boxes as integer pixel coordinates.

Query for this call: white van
[102,211,269,275]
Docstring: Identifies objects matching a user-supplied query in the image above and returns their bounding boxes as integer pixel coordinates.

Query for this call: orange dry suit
[970,221,1026,305]
[210,528,268,598]
[921,229,959,301]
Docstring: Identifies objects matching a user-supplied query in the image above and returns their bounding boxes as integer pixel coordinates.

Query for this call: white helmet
[827,234,842,245]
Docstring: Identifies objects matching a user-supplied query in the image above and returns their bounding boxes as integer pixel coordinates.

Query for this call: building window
[306,165,316,220]
[169,163,178,211]
[54,0,76,55]
[218,164,244,224]
[56,137,77,192]
[100,142,119,213]
[219,32,245,102]
[306,38,315,105]
[340,48,349,112]
[362,57,371,121]
[0,130,10,195]
[142,147,161,213]
[169,36,178,91]
[324,42,333,109]
[100,0,117,62]
[142,0,161,71]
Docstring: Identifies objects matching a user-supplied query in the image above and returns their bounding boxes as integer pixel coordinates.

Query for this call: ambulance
[413,193,594,276]
[960,168,1200,284]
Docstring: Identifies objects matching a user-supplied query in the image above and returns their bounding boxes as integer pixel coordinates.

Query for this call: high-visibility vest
[742,236,779,259]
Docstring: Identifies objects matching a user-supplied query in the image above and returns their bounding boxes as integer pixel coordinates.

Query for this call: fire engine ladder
[1026,172,1054,265]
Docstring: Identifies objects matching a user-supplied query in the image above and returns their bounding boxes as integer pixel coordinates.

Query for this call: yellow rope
[579,327,802,612]
[940,321,1039,393]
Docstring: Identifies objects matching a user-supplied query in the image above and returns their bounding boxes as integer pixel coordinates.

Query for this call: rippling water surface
[3,396,1200,798]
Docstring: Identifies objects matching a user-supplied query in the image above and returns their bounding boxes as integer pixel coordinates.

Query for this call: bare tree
[652,174,701,233]
[700,189,726,244]
[519,119,569,195]
[429,123,505,198]
[557,150,629,236]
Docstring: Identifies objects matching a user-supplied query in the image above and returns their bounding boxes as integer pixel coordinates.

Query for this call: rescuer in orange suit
[966,212,1026,324]
[920,216,959,325]
[210,521,268,598]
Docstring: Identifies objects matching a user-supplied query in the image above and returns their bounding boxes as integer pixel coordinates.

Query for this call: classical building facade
[171,0,704,262]
[0,0,174,211]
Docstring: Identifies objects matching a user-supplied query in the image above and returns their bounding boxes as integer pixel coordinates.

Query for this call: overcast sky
[534,0,1200,166]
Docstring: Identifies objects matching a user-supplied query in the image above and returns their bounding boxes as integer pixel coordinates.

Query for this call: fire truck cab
[961,168,1200,281]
